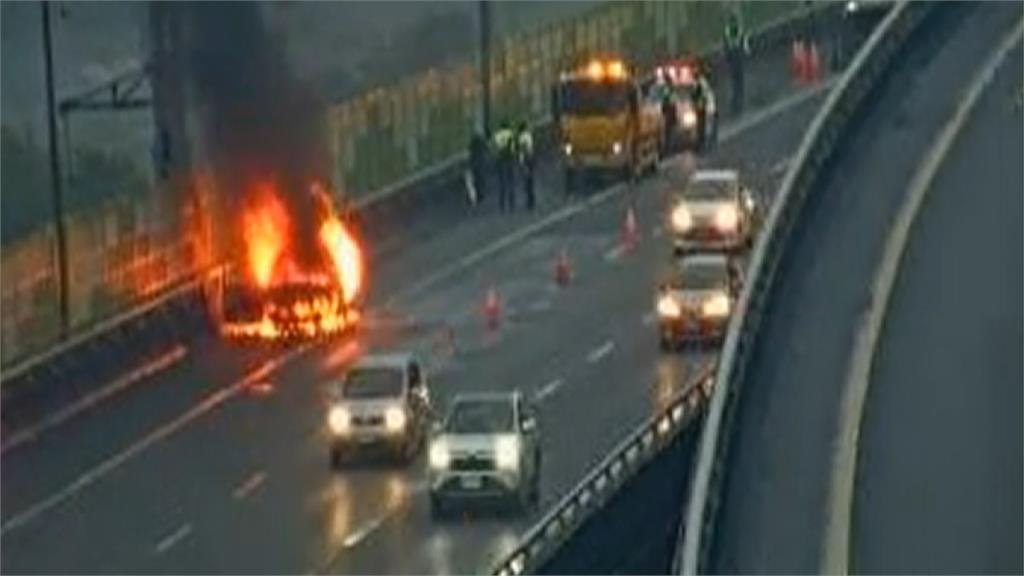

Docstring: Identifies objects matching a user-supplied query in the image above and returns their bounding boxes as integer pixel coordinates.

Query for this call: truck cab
[554,57,663,193]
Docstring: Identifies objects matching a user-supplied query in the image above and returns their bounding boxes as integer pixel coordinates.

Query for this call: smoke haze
[185,2,330,270]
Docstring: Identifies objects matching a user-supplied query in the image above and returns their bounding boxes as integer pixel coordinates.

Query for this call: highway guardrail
[675,3,933,573]
[492,367,716,576]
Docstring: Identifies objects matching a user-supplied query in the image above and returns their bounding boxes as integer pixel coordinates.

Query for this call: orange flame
[242,186,290,288]
[222,180,365,342]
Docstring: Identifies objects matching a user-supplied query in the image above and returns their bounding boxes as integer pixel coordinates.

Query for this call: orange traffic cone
[622,206,639,250]
[807,42,821,83]
[483,285,501,330]
[555,247,572,286]
[791,40,807,84]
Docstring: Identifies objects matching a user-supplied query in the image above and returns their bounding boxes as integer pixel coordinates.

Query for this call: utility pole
[41,0,70,337]
[478,0,492,137]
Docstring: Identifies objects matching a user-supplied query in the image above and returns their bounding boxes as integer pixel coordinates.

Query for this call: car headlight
[429,440,450,469]
[495,436,520,470]
[657,294,681,318]
[714,205,739,232]
[682,109,698,127]
[702,293,730,318]
[563,143,573,156]
[328,406,350,435]
[384,406,407,432]
[671,204,692,232]
[611,141,623,155]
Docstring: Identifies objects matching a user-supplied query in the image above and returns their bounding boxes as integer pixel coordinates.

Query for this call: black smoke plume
[184,2,331,270]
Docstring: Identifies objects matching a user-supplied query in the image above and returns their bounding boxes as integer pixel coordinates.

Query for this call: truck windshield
[446,399,515,434]
[560,80,629,116]
[342,368,404,399]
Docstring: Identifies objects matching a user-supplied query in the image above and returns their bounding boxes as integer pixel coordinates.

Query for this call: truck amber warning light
[220,181,364,341]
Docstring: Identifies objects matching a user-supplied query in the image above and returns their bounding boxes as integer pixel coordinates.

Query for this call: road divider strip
[823,18,1024,575]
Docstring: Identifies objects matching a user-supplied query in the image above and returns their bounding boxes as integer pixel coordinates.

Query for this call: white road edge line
[821,20,1024,575]
[232,470,268,501]
[1,345,188,454]
[586,340,615,364]
[154,522,193,555]
[534,378,565,402]
[0,346,308,537]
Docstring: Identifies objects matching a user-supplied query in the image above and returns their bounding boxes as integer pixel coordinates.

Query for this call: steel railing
[674,3,933,574]
[492,366,716,576]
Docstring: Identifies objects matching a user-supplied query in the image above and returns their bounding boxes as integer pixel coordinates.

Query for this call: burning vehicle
[219,182,365,342]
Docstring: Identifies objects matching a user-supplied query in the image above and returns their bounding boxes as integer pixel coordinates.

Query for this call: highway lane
[0,55,825,575]
[852,36,1023,574]
[709,4,1023,573]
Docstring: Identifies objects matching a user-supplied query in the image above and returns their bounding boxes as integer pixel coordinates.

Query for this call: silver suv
[326,353,431,466]
[427,391,541,517]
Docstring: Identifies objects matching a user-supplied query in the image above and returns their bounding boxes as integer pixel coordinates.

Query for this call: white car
[668,169,761,254]
[326,353,432,466]
[427,392,541,517]
[656,253,743,348]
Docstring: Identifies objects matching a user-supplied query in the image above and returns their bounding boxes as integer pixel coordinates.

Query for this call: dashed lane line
[586,340,616,364]
[533,378,565,403]
[231,470,267,501]
[1,346,188,455]
[0,346,309,536]
[153,522,193,555]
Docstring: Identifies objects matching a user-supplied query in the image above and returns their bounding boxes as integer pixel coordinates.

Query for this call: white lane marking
[821,20,1024,575]
[231,470,267,501]
[642,312,655,326]
[153,522,193,555]
[586,340,615,364]
[720,79,835,141]
[533,378,565,403]
[0,346,309,536]
[1,346,188,454]
[343,515,388,549]
[603,243,628,262]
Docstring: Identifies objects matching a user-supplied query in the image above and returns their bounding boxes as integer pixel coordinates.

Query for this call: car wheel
[429,494,447,520]
[329,446,343,470]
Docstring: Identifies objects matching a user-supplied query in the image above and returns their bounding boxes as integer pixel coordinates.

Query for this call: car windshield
[672,259,729,291]
[446,398,515,434]
[341,367,404,399]
[560,80,629,116]
[686,178,737,201]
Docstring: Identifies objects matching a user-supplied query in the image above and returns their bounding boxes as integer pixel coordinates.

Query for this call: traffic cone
[791,40,807,84]
[555,247,572,286]
[483,285,501,330]
[622,206,639,250]
[808,42,821,83]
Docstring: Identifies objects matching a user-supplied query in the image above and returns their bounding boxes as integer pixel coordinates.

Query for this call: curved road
[0,48,827,575]
[853,32,1023,575]
[710,3,1023,574]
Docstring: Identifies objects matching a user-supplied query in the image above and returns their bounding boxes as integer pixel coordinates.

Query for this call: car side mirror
[522,416,537,434]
